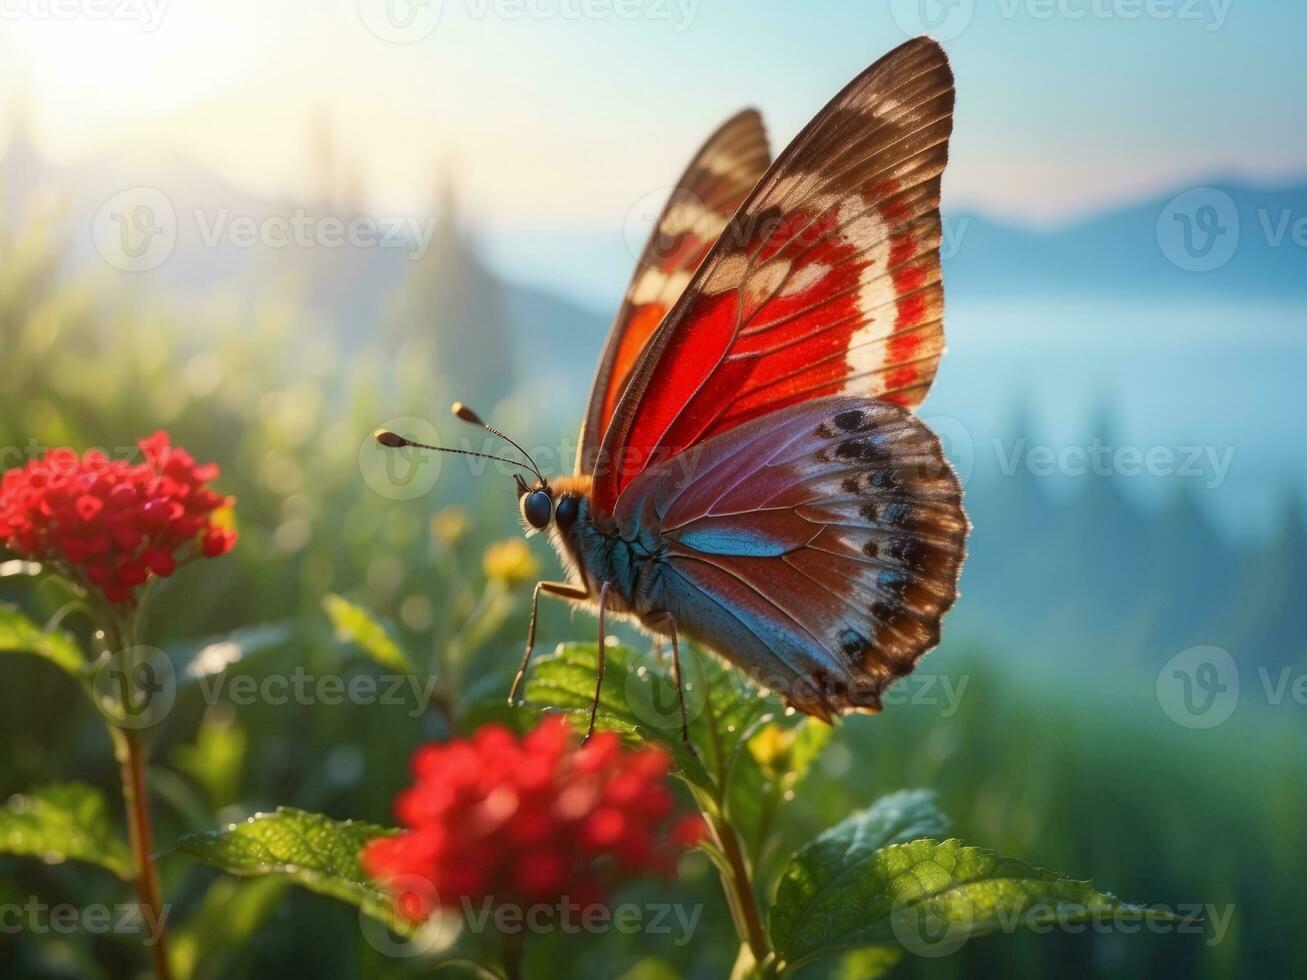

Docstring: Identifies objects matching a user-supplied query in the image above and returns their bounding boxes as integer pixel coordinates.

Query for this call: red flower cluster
[0,431,237,605]
[362,717,705,920]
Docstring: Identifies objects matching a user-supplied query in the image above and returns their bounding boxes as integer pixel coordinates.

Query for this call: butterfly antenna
[451,402,546,485]
[372,428,540,479]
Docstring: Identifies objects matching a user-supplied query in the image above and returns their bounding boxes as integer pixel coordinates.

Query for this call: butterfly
[378,36,967,741]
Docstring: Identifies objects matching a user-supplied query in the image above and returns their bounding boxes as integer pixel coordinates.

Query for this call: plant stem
[500,930,523,980]
[710,811,769,970]
[112,725,173,980]
[101,607,172,980]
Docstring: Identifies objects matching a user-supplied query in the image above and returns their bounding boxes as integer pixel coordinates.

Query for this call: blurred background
[0,0,1303,977]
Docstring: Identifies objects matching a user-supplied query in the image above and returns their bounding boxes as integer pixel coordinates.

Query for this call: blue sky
[1,0,1302,229]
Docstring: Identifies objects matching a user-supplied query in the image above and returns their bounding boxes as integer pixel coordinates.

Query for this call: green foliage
[833,947,902,980]
[0,782,132,879]
[767,789,948,969]
[522,641,783,792]
[169,877,291,980]
[731,719,831,864]
[0,204,1254,977]
[172,807,403,930]
[170,708,248,811]
[174,624,293,688]
[0,602,85,678]
[769,824,1181,971]
[523,642,709,786]
[322,593,415,673]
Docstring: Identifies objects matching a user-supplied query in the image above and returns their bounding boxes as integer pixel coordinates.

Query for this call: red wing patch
[593,38,954,519]
[577,110,771,471]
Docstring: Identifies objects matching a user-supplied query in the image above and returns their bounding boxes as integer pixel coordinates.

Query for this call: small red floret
[0,431,237,606]
[362,717,701,920]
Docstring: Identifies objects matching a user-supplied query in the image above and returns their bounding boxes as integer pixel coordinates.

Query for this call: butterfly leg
[584,581,613,742]
[508,580,590,706]
[647,610,696,757]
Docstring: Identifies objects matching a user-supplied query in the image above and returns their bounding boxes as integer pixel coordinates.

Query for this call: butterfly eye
[521,489,553,530]
[554,494,579,532]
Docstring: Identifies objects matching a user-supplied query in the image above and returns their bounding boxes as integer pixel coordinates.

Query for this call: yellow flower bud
[430,506,470,547]
[482,538,539,587]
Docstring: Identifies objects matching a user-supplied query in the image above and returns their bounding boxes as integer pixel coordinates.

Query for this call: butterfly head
[516,474,581,535]
[375,402,558,534]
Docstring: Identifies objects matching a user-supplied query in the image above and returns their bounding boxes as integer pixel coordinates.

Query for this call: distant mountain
[956,425,1307,679]
[945,181,1307,301]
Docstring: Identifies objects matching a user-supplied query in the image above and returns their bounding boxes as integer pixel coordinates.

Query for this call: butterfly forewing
[593,37,955,517]
[578,109,771,471]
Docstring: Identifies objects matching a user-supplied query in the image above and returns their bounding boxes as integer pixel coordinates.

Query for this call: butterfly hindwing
[593,37,954,518]
[615,393,967,720]
[578,109,771,470]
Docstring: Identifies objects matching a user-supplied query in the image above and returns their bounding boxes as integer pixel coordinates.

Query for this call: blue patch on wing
[676,525,789,557]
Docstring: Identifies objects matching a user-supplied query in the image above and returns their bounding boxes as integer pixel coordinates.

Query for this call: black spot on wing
[833,409,871,432]
[839,627,869,661]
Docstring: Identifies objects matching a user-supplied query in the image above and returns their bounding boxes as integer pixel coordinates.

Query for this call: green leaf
[769,798,1182,970]
[729,719,833,863]
[0,783,132,879]
[172,807,405,931]
[770,790,948,965]
[835,946,902,980]
[0,602,85,677]
[523,642,749,789]
[175,623,292,687]
[170,707,248,810]
[322,594,414,673]
[169,876,289,980]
